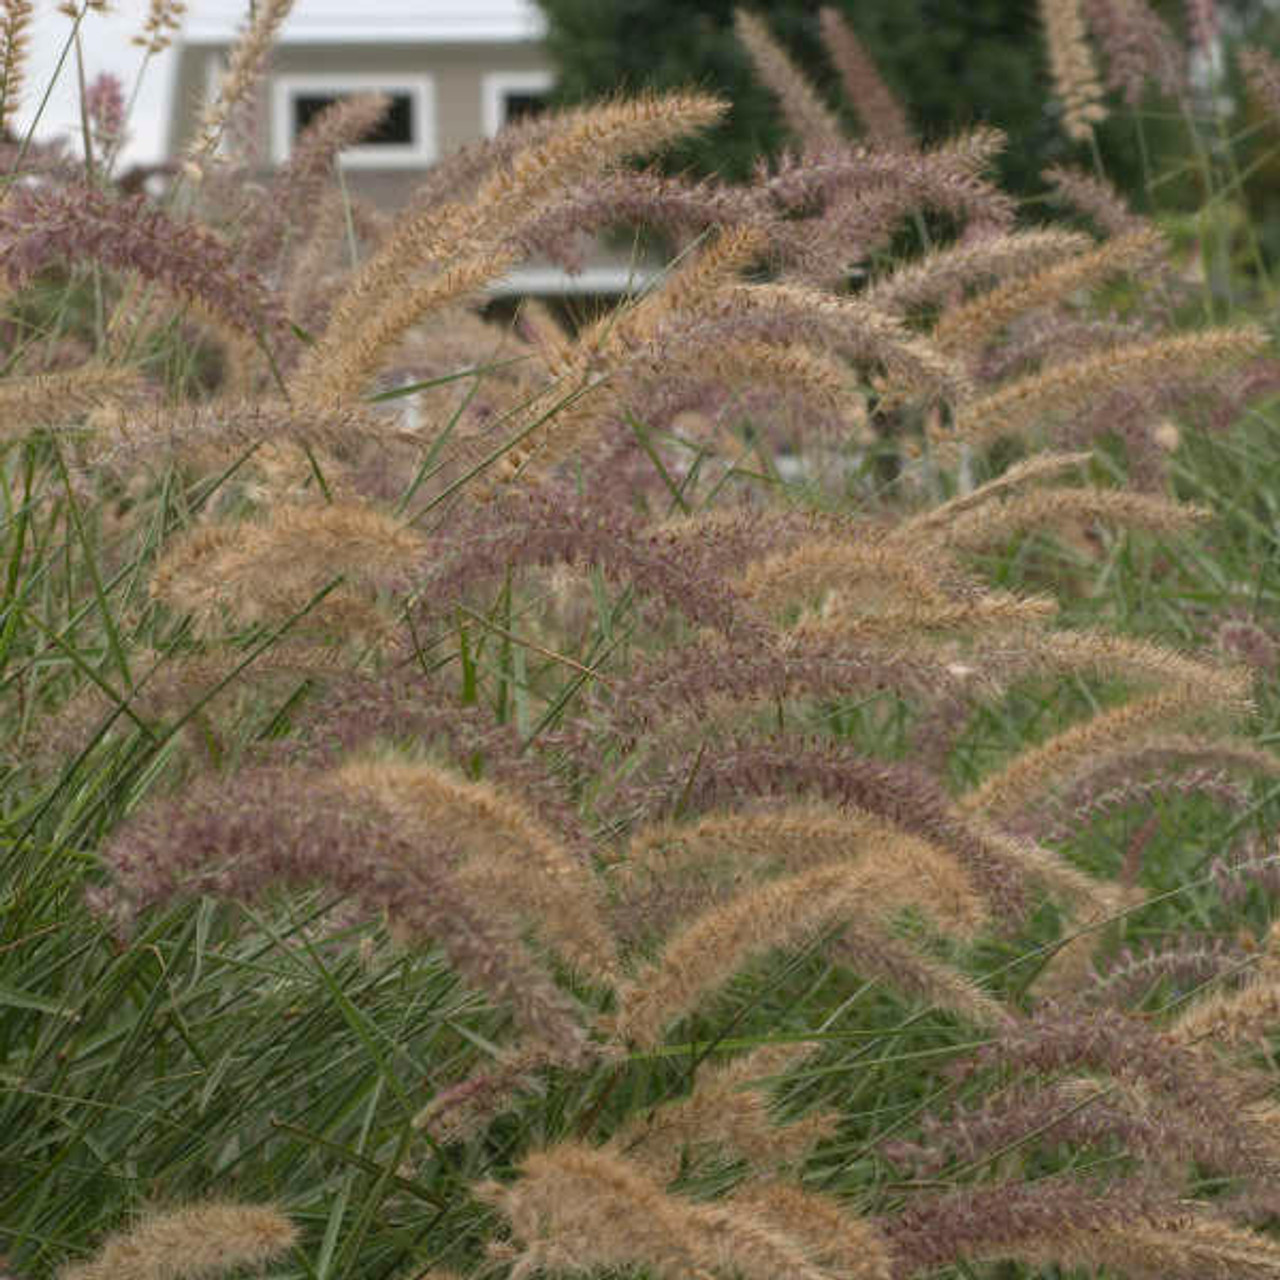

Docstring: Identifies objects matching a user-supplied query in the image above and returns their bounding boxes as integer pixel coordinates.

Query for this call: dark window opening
[502,91,547,125]
[292,92,414,145]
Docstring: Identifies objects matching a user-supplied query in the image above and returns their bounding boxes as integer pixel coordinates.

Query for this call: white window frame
[482,70,554,138]
[271,73,437,168]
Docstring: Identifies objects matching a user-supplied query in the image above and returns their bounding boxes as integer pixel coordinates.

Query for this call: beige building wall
[170,37,663,296]
[172,40,552,206]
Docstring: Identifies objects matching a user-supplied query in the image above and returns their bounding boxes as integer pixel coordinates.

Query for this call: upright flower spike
[0,0,31,135]
[133,0,186,54]
[1039,0,1108,143]
[733,9,844,153]
[1079,0,1185,105]
[184,0,294,166]
[818,6,912,149]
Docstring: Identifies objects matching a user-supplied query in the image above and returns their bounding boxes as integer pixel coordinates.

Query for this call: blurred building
[170,0,656,298]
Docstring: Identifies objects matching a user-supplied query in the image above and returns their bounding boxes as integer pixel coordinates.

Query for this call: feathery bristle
[57,1202,297,1280]
[734,9,844,152]
[1039,0,1108,142]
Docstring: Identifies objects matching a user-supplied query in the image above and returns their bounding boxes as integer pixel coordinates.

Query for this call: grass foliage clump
[10,2,1280,1278]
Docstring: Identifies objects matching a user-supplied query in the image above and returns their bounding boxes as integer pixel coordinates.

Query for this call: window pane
[502,92,547,125]
[293,92,415,145]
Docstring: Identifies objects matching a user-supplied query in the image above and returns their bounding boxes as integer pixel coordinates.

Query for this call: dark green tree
[533,0,1205,202]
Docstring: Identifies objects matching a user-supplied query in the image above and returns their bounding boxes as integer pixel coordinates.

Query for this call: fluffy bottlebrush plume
[411,490,759,641]
[1079,0,1185,105]
[1025,735,1280,838]
[513,168,776,274]
[1035,766,1252,847]
[492,226,765,445]
[26,643,365,768]
[295,92,726,406]
[92,765,591,1057]
[818,7,912,150]
[83,396,402,476]
[1219,618,1280,674]
[760,128,1016,255]
[733,536,972,616]
[1211,837,1280,906]
[1240,47,1280,124]
[636,336,855,423]
[958,1003,1271,1142]
[889,450,1092,543]
[919,485,1207,552]
[414,1045,554,1144]
[862,230,1093,316]
[881,1072,1275,1183]
[974,313,1148,386]
[0,185,292,348]
[763,123,1005,210]
[880,1079,1166,1177]
[652,506,882,581]
[729,1181,893,1280]
[997,629,1251,705]
[594,634,987,758]
[810,178,1015,289]
[1170,924,1280,1048]
[57,1202,297,1280]
[597,236,832,340]
[149,500,425,637]
[959,686,1248,822]
[733,9,844,153]
[969,821,1133,922]
[1039,0,1108,142]
[281,187,383,326]
[926,1072,1280,1184]
[84,72,126,156]
[1052,359,1280,487]
[331,758,616,982]
[830,924,1016,1029]
[1043,163,1149,237]
[492,336,865,491]
[1087,936,1250,1009]
[275,670,597,865]
[0,365,141,445]
[611,1042,837,1180]
[643,737,1026,920]
[950,326,1268,446]
[616,802,987,942]
[0,0,31,134]
[931,228,1165,357]
[299,255,525,412]
[709,282,969,401]
[801,589,1057,642]
[184,0,294,167]
[882,1176,1280,1280]
[614,852,994,1048]
[240,92,392,272]
[133,0,185,54]
[485,1141,842,1280]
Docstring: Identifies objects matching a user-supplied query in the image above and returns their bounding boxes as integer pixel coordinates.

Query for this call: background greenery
[536,0,1275,207]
